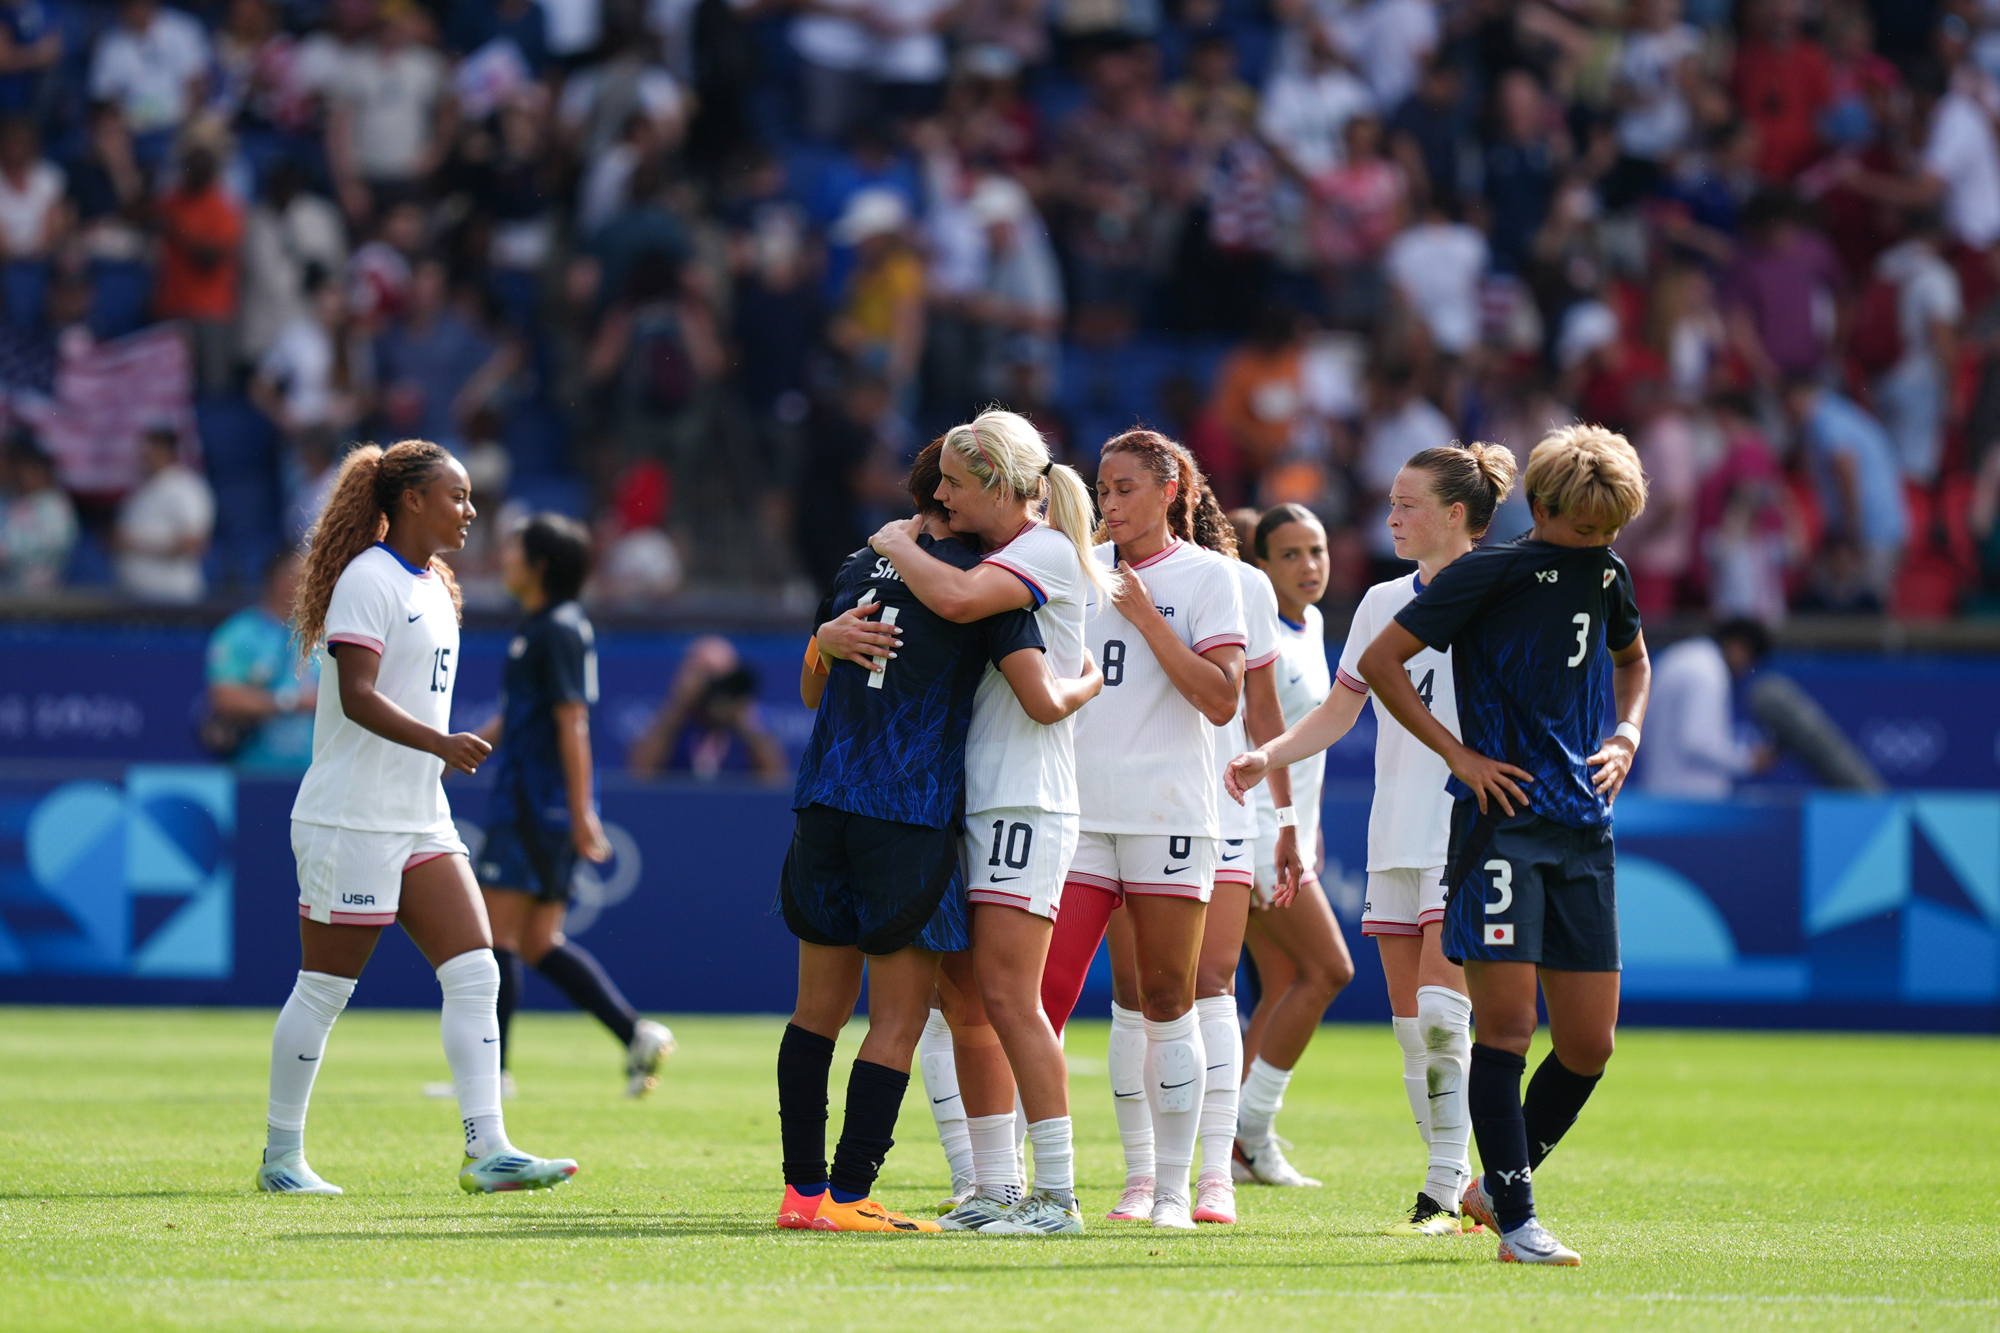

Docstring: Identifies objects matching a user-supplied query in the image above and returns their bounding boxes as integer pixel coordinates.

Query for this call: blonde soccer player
[1229,444,1518,1234]
[861,410,1111,1237]
[1358,425,1651,1266]
[258,440,577,1197]
[1096,486,1288,1225]
[1038,429,1248,1231]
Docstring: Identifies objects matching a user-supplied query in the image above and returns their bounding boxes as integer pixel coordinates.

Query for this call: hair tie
[969,423,997,476]
[1040,461,1052,476]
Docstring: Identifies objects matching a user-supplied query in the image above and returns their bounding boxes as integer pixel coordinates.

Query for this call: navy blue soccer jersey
[486,600,598,829]
[1394,536,1642,829]
[792,535,1043,830]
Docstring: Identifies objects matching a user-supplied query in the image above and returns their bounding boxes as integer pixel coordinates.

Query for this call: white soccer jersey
[965,521,1089,816]
[1214,559,1280,840]
[1335,571,1460,871]
[1075,539,1248,837]
[291,544,461,833]
[1254,602,1331,851]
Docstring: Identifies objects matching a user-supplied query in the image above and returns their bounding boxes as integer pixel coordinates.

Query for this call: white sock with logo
[265,970,355,1162]
[918,1011,974,1189]
[1237,1055,1292,1148]
[968,1113,1022,1206]
[1393,1015,1432,1145]
[437,950,510,1160]
[1026,1116,1075,1203]
[1143,1009,1205,1201]
[1195,995,1242,1184]
[1418,985,1474,1209]
[1107,1003,1155,1183]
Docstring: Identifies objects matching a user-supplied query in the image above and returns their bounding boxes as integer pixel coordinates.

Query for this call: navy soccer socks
[829,1060,910,1203]
[493,949,523,1071]
[536,942,639,1047]
[1524,1051,1602,1171]
[1468,1043,1534,1232]
[778,1023,837,1189]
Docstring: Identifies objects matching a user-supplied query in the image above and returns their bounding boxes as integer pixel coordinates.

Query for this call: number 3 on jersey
[1567,613,1589,668]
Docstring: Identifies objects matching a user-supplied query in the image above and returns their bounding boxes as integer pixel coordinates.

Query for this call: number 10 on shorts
[1482,857,1516,946]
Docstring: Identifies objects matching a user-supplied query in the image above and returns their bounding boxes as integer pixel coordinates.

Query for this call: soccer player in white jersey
[1229,445,1517,1233]
[863,410,1112,1237]
[1221,505,1353,1190]
[258,441,577,1196]
[1095,487,1289,1225]
[1038,430,1248,1231]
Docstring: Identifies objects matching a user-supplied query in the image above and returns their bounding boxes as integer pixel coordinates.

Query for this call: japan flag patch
[1484,923,1516,946]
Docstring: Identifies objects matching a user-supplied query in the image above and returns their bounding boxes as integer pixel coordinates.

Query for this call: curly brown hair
[293,440,463,663]
[1096,428,1205,545]
[1189,484,1238,558]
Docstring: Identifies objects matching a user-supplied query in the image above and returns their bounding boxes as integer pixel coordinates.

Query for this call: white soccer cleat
[936,1179,978,1215]
[937,1194,1014,1232]
[256,1150,342,1195]
[1192,1177,1237,1224]
[626,1020,676,1098]
[978,1190,1085,1236]
[1149,1190,1196,1230]
[1498,1218,1581,1266]
[1105,1177,1155,1221]
[458,1148,579,1193]
[1235,1137,1321,1187]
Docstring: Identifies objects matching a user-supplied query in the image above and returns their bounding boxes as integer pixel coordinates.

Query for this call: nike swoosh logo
[1160,1078,1195,1090]
[932,1094,959,1104]
[1206,1064,1230,1071]
[1220,853,1244,862]
[296,1054,318,1061]
[990,875,1020,883]
[1164,864,1189,874]
[483,1037,498,1043]
[408,612,424,622]
[1112,1090,1145,1098]
[1429,1090,1452,1099]
[1287,674,1302,684]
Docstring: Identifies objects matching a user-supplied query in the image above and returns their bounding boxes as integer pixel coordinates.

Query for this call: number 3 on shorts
[1482,858,1515,945]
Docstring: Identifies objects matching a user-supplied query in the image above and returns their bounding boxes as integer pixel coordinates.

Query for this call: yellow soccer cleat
[810,1196,942,1232]
[1383,1192,1462,1236]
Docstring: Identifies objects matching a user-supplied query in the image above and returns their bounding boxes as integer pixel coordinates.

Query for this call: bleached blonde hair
[939,408,1118,600]
[1523,424,1649,531]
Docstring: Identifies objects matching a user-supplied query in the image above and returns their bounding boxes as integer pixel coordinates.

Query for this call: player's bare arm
[1359,621,1532,817]
[1241,659,1303,903]
[1587,632,1652,804]
[868,517,1036,622]
[996,645,1103,724]
[1227,676,1365,804]
[1113,559,1243,724]
[334,642,491,775]
[554,699,611,863]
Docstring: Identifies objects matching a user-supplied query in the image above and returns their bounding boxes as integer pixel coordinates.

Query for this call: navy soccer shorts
[476,815,580,905]
[779,804,969,955]
[1440,800,1619,972]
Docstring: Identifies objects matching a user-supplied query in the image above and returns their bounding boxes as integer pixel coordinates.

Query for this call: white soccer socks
[1194,995,1241,1185]
[968,1113,1023,1206]
[1393,1015,1431,1144]
[437,949,510,1160]
[1025,1116,1076,1203]
[1143,1009,1205,1202]
[1417,985,1474,1209]
[918,1010,975,1190]
[1107,1003,1155,1184]
[1237,1055,1292,1148]
[265,970,355,1161]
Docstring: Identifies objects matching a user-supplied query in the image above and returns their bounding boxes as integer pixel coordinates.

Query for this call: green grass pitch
[2,1007,1996,1332]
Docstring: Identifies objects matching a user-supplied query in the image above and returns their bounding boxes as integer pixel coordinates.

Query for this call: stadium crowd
[0,0,1998,620]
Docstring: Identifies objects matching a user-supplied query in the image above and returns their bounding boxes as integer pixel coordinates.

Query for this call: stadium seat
[509,473,590,518]
[88,260,155,340]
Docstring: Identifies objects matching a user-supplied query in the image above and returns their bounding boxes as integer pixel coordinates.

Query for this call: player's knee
[1557,1030,1614,1076]
[1297,955,1353,1000]
[1138,984,1193,1023]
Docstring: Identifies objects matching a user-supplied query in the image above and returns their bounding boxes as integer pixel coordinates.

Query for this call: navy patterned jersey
[486,600,597,829]
[1394,536,1642,829]
[793,535,1043,829]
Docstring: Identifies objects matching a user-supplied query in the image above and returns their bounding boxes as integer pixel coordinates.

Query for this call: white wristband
[1614,721,1642,747]
[1274,806,1298,828]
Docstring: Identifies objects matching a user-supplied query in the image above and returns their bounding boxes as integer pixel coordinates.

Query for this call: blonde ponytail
[941,408,1119,602]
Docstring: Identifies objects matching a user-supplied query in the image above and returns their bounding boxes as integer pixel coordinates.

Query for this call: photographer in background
[628,634,788,781]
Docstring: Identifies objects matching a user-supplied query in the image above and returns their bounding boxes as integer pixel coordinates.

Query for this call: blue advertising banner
[2,768,1993,1031]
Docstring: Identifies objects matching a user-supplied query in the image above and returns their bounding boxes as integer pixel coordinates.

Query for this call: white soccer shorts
[1361,865,1450,937]
[293,821,469,926]
[1067,830,1217,904]
[1214,837,1255,888]
[1252,828,1320,907]
[963,807,1079,920]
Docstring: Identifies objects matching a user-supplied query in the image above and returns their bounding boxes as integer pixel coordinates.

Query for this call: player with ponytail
[865,409,1106,1237]
[1227,440,1518,1233]
[260,439,579,1199]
